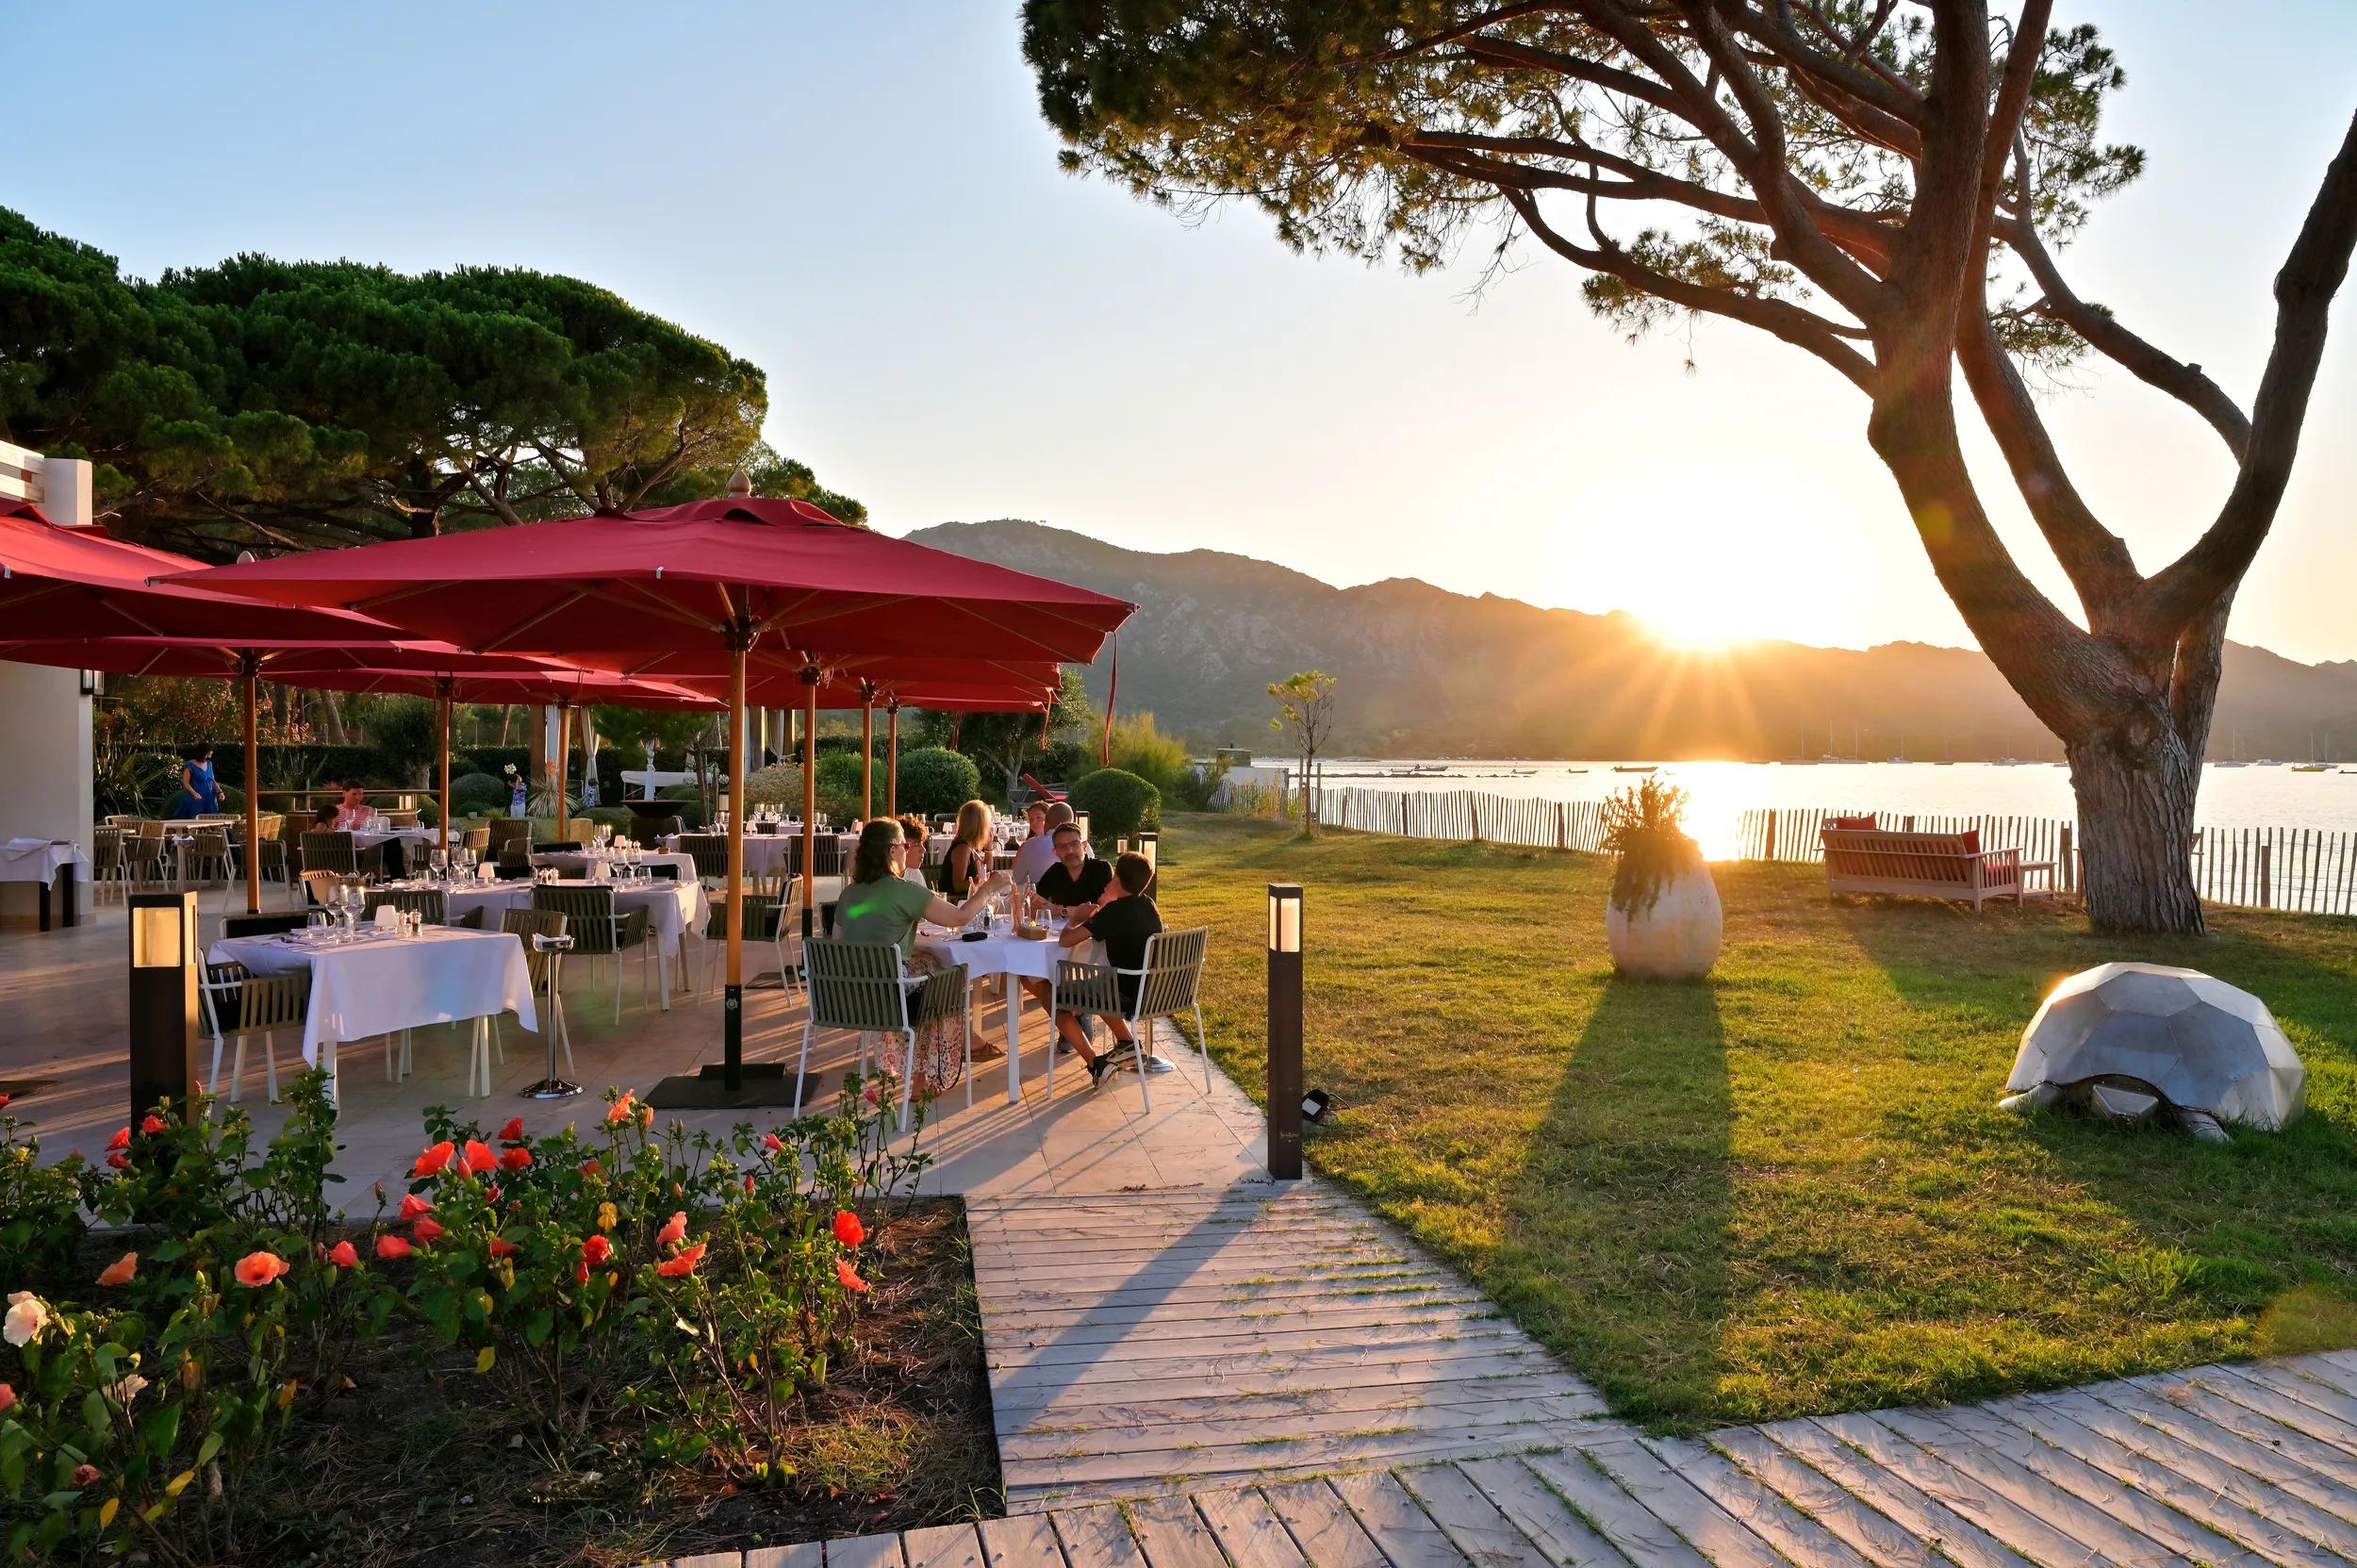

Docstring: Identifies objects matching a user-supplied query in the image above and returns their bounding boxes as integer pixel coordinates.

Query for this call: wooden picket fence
[1309,785,2357,916]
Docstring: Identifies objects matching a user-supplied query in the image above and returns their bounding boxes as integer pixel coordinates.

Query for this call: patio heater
[127,890,200,1129]
[1266,882,1304,1180]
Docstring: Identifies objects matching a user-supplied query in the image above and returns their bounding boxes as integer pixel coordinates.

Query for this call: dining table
[915,918,1103,1104]
[205,923,535,1101]
[389,870,709,1005]
[1,837,89,930]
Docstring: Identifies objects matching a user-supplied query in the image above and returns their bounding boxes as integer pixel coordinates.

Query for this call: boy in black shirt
[1054,851,1162,1089]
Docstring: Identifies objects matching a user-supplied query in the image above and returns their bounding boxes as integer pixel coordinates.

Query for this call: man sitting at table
[1052,851,1163,1090]
[1016,819,1111,1015]
[331,782,371,829]
[1010,800,1068,888]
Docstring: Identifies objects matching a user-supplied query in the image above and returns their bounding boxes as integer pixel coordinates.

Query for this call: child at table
[1053,851,1162,1090]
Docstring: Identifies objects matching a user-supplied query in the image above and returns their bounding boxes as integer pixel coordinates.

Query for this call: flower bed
[0,1076,997,1565]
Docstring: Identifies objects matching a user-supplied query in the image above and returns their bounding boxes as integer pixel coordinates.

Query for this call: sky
[11,2,2357,661]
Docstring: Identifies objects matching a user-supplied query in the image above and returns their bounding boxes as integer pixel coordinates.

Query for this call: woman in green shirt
[833,819,1011,1087]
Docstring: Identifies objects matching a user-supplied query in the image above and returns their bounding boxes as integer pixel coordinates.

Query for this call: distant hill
[905,520,2357,762]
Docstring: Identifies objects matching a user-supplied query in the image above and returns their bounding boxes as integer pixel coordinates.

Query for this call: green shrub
[451,771,505,809]
[1106,713,1190,798]
[1067,767,1160,844]
[816,751,867,820]
[417,801,439,829]
[895,748,981,817]
[744,763,805,808]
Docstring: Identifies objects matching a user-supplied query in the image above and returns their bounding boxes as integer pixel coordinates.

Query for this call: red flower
[835,1256,869,1294]
[411,1141,454,1178]
[579,1158,602,1178]
[399,1193,433,1220]
[140,1114,168,1136]
[573,1259,589,1283]
[655,1241,706,1278]
[0,1094,10,1111]
[761,1132,784,1153]
[461,1139,496,1175]
[96,1253,138,1287]
[500,1146,532,1171]
[657,1211,687,1246]
[107,1127,130,1151]
[0,1384,13,1413]
[485,1184,502,1205]
[487,1236,519,1259]
[71,1463,99,1489]
[328,1241,358,1268]
[604,1093,635,1125]
[497,1116,524,1143]
[833,1210,865,1248]
[582,1234,612,1266]
[107,1151,130,1170]
[412,1216,445,1245]
[375,1234,413,1261]
[744,1174,756,1196]
[234,1251,290,1288]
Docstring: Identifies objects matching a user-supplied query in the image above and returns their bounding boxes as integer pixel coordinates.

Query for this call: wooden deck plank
[1521,1450,1716,1568]
[1703,1428,1943,1568]
[980,1274,1464,1309]
[1195,1487,1312,1568]
[1393,1461,1558,1568]
[1755,1418,2033,1568]
[2000,1394,2349,1568]
[999,1394,1601,1460]
[979,1513,1070,1568]
[746,1545,825,1568]
[1261,1479,1395,1568]
[997,1359,1592,1421]
[2134,1374,2357,1491]
[988,1320,1532,1371]
[1128,1495,1230,1568]
[1818,1410,2154,1568]
[1000,1381,1601,1438]
[2204,1364,2357,1458]
[903,1526,988,1568]
[989,1340,1558,1395]
[984,1296,1486,1339]
[1005,1419,1569,1488]
[1454,1456,1631,1568]
[672,1553,745,1568]
[1051,1504,1148,1568]
[828,1536,908,1568]
[1585,1439,1796,1568]
[1867,1409,2187,1568]
[2078,1380,2357,1533]
[1638,1435,1881,1568]
[1330,1471,1475,1568]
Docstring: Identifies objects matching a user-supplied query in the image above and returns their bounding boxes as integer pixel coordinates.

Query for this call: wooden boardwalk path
[646,1350,2357,1568]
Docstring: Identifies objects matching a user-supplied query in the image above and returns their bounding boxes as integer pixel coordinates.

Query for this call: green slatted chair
[1052,927,1213,1111]
[795,940,970,1129]
[531,884,651,1022]
[677,833,730,889]
[701,882,799,995]
[364,887,447,926]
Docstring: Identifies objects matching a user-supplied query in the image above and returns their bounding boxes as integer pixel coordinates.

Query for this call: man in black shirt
[1054,851,1163,1089]
[1021,822,1113,1019]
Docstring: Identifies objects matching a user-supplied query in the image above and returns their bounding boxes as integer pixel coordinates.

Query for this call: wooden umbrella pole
[553,703,571,845]
[437,681,452,864]
[801,668,818,947]
[861,688,874,822]
[240,654,261,916]
[886,701,899,817]
[725,639,749,1089]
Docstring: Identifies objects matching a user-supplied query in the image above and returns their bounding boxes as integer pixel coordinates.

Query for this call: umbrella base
[520,1078,584,1099]
[645,1065,805,1110]
[696,1062,788,1080]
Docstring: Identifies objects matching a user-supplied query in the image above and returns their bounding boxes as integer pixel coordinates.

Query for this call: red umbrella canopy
[0,503,395,643]
[0,637,588,684]
[696,668,1055,713]
[163,495,1134,668]
[286,664,719,711]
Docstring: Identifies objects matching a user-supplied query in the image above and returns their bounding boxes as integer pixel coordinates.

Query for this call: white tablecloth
[402,875,706,954]
[351,827,437,850]
[206,925,535,1078]
[536,850,699,884]
[916,921,1097,1103]
[0,838,90,884]
[667,834,852,877]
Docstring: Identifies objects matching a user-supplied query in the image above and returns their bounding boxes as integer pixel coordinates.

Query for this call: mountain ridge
[904,520,2357,761]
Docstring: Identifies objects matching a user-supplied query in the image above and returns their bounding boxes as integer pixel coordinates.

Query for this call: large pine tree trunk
[2067,720,2204,933]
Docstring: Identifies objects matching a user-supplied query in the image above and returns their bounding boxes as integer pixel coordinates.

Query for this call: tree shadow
[1831,896,2357,1363]
[1493,975,1732,1428]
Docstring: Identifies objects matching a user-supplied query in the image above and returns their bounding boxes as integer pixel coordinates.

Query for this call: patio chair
[1052,927,1214,1110]
[186,827,236,889]
[487,818,534,854]
[795,939,971,1129]
[495,838,534,878]
[532,884,651,1022]
[299,870,345,909]
[223,912,306,939]
[496,908,571,1082]
[301,832,382,878]
[382,808,421,828]
[462,825,491,855]
[200,959,311,1105]
[677,833,730,887]
[703,883,799,995]
[243,816,292,900]
[811,835,845,878]
[627,813,682,849]
[91,827,124,901]
[365,887,446,926]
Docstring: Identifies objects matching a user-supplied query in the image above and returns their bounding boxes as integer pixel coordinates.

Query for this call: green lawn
[1157,812,2357,1430]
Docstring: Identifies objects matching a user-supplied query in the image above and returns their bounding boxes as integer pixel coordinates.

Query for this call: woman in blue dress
[167,744,221,819]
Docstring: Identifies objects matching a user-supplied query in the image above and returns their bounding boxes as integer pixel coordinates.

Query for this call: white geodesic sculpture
[2002,962,2305,1140]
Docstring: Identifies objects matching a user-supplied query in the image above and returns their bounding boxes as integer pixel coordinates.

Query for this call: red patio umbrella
[161,481,1134,1098]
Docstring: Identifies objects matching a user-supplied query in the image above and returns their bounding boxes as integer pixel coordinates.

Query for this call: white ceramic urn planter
[1607,862,1724,980]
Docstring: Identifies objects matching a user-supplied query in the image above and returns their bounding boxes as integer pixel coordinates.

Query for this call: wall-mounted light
[78,668,100,698]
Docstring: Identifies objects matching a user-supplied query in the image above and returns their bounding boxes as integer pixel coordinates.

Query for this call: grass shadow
[1492,975,1732,1428]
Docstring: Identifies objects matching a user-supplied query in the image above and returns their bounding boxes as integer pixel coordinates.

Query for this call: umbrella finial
[725,468,753,498]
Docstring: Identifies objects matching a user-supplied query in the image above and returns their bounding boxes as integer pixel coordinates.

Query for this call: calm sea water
[1261,756,2357,860]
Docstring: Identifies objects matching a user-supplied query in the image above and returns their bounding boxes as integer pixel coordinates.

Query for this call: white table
[393,875,707,1004]
[0,838,90,930]
[916,922,1097,1105]
[206,925,535,1100]
[536,849,699,884]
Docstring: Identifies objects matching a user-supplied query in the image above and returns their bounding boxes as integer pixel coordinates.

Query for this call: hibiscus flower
[656,1211,687,1246]
[107,1127,130,1150]
[2,1294,45,1347]
[399,1193,433,1220]
[411,1141,455,1178]
[655,1241,706,1278]
[412,1216,445,1245]
[461,1139,496,1175]
[140,1114,168,1136]
[328,1241,359,1268]
[582,1234,612,1266]
[833,1210,865,1248]
[96,1253,138,1288]
[375,1234,413,1261]
[234,1251,290,1288]
[835,1256,869,1294]
[604,1093,636,1125]
[487,1236,519,1259]
[497,1116,525,1143]
[500,1146,532,1171]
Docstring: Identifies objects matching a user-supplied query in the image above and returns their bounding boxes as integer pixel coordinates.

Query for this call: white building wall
[0,453,96,922]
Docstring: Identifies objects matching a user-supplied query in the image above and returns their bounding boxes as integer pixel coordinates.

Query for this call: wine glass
[430,848,449,883]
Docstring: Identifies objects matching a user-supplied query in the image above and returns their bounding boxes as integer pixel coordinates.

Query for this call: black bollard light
[1266,881,1304,1180]
[127,891,200,1127]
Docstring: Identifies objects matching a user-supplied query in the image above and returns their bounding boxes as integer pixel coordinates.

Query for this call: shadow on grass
[1833,896,2357,1357]
[1493,975,1732,1428]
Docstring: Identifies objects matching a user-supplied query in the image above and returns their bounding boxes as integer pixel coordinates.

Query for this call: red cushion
[1830,814,1876,831]
[1959,829,1980,854]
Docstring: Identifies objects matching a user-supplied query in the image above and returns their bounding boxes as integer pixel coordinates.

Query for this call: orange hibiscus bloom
[655,1241,706,1278]
[96,1253,138,1287]
[375,1234,413,1261]
[411,1141,455,1178]
[835,1256,869,1294]
[234,1251,290,1288]
[832,1210,865,1248]
[328,1241,359,1268]
[656,1211,687,1246]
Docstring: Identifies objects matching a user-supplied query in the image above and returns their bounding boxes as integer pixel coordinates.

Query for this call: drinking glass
[430,849,449,883]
